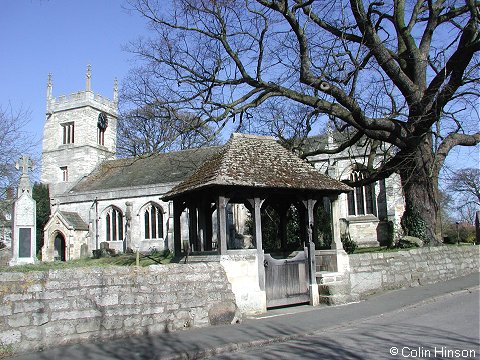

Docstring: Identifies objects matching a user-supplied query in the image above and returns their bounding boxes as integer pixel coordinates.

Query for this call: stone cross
[16,155,34,176]
[47,73,53,99]
[86,64,92,91]
[15,155,34,198]
[113,78,118,103]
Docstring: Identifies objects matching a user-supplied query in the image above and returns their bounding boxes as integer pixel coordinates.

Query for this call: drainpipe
[95,199,99,250]
[90,197,99,250]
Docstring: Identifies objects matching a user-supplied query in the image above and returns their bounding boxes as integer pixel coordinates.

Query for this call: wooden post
[198,200,213,251]
[172,201,183,256]
[188,203,198,252]
[216,196,229,255]
[254,197,265,291]
[298,202,307,247]
[205,204,214,251]
[303,198,319,306]
[307,240,319,305]
[197,199,207,252]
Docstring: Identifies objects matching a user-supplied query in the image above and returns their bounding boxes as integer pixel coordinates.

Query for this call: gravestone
[9,155,37,266]
[80,243,89,258]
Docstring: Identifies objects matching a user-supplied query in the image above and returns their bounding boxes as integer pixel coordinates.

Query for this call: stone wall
[220,251,266,315]
[178,251,267,315]
[0,263,238,355]
[349,245,479,300]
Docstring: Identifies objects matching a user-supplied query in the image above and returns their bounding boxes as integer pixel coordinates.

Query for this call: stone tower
[41,66,118,196]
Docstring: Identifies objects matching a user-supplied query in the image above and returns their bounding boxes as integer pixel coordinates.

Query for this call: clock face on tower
[97,112,108,130]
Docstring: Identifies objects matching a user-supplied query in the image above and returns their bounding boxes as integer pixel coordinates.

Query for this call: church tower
[41,66,118,196]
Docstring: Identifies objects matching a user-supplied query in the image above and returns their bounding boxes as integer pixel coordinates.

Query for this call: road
[214,287,480,359]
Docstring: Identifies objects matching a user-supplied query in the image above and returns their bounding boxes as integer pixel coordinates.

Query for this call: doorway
[54,233,66,261]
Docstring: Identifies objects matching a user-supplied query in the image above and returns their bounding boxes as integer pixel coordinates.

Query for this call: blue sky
[1,0,477,181]
[0,0,147,162]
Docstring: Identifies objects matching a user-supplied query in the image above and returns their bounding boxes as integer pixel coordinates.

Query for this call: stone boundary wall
[0,263,238,355]
[349,245,479,300]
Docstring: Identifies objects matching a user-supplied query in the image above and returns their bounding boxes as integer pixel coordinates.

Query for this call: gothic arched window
[144,203,164,240]
[105,207,123,241]
[347,169,377,217]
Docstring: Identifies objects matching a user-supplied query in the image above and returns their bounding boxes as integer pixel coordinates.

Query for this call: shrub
[341,234,357,254]
[442,221,476,243]
[464,234,476,244]
[386,221,395,248]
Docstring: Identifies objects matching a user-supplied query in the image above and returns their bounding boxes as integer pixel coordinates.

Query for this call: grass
[353,242,476,254]
[2,243,475,272]
[0,250,173,273]
[0,343,14,359]
[351,246,422,254]
[353,246,389,254]
[351,245,425,254]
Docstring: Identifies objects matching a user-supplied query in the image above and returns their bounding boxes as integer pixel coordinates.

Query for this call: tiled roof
[163,133,352,199]
[69,146,221,193]
[59,211,89,231]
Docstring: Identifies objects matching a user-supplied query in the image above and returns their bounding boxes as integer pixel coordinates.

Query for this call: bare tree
[0,105,37,199]
[117,102,220,157]
[446,168,480,223]
[125,0,479,244]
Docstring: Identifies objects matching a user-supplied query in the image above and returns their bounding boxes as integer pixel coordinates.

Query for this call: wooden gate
[264,249,310,308]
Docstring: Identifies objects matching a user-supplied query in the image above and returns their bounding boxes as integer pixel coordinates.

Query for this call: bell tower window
[62,122,74,144]
[60,166,68,182]
[98,127,105,145]
[97,112,108,146]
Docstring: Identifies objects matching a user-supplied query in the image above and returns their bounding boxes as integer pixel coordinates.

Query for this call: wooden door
[264,250,310,308]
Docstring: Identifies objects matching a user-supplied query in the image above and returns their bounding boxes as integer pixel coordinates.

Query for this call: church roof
[163,133,351,199]
[59,211,89,231]
[300,131,360,154]
[69,146,221,193]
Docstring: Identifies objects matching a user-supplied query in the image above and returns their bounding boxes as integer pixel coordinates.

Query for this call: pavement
[9,272,480,360]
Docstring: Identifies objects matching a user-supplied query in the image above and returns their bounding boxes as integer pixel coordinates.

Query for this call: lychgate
[163,133,352,313]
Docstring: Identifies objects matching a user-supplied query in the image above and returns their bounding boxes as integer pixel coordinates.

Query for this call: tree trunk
[399,138,442,245]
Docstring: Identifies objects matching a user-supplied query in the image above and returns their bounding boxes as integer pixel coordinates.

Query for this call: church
[40,68,405,262]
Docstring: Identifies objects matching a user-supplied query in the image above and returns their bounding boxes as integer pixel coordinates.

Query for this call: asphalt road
[214,287,480,359]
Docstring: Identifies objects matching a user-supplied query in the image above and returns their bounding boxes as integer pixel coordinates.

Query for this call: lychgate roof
[163,133,351,199]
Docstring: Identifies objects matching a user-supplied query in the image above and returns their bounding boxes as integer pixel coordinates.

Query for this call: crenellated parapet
[46,90,118,115]
[46,65,118,115]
